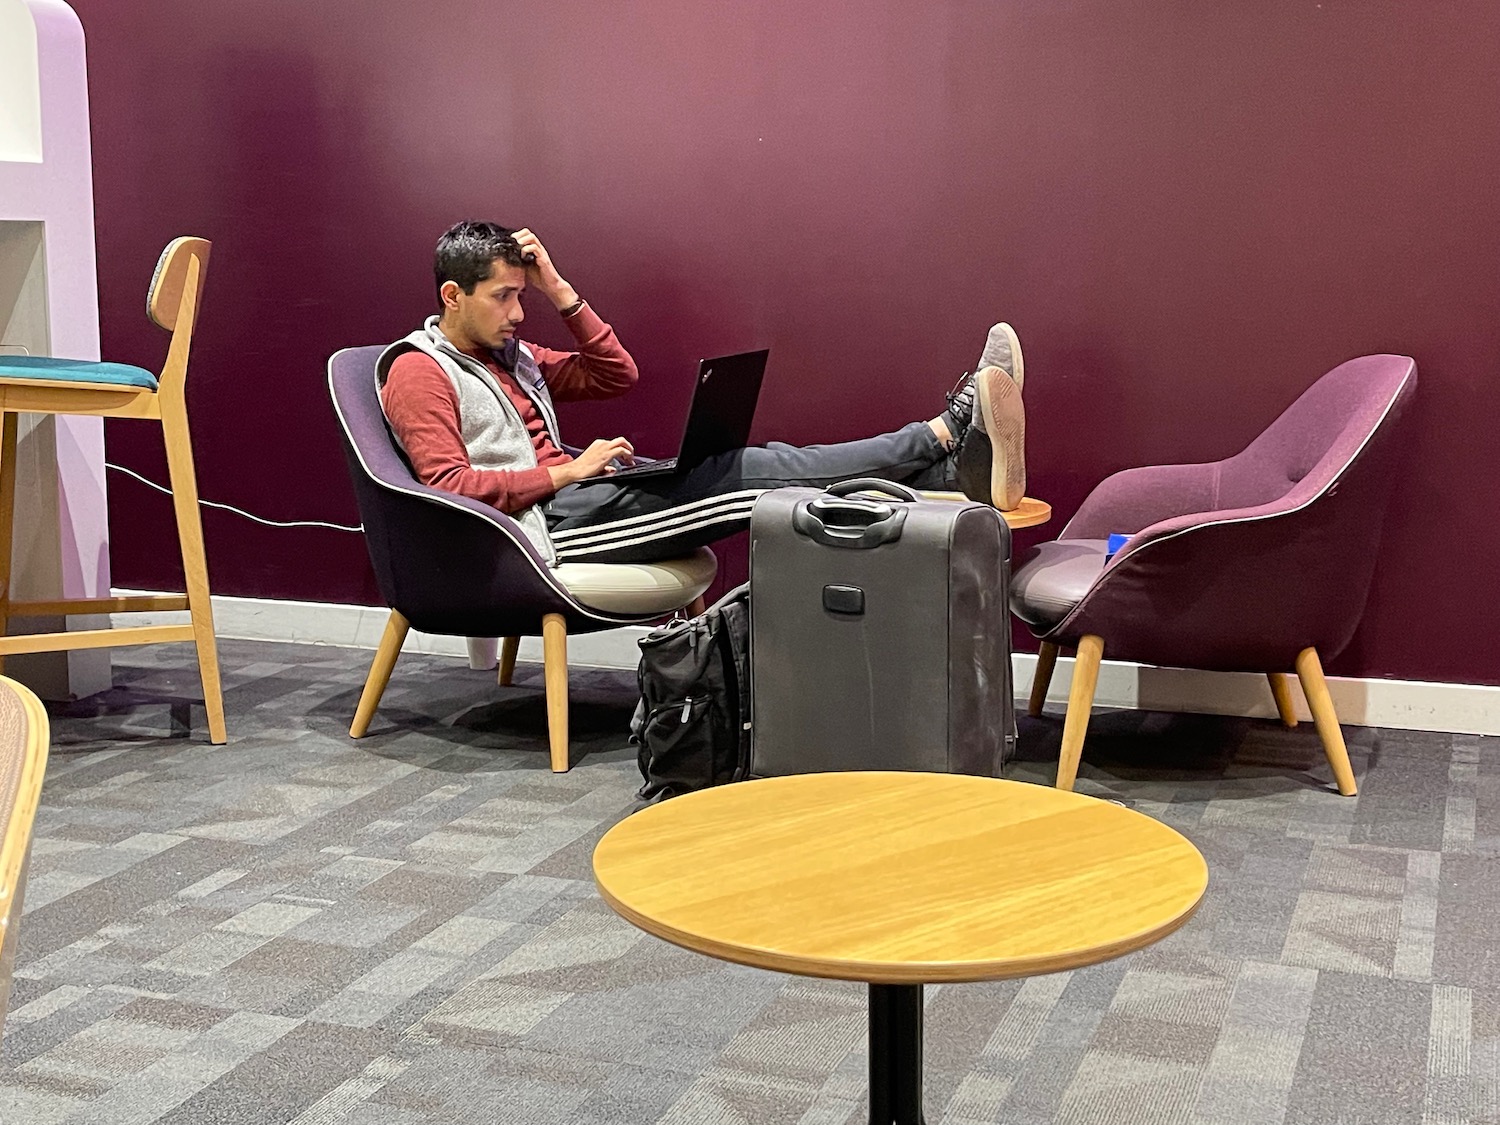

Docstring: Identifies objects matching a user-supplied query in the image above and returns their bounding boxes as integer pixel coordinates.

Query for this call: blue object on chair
[0,356,158,389]
[1105,533,1129,559]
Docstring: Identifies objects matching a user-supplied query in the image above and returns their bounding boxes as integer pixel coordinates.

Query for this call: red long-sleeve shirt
[380,304,637,513]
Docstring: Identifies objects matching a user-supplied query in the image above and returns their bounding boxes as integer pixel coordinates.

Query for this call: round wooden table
[918,491,1051,529]
[593,772,1207,1125]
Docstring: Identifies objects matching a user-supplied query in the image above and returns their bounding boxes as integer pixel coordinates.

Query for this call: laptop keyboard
[609,457,678,479]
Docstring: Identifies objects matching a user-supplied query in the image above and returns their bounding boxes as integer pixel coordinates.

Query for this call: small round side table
[594,772,1207,1125]
[917,491,1051,529]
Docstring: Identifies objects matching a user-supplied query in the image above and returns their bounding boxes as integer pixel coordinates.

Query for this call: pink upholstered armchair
[1011,354,1418,794]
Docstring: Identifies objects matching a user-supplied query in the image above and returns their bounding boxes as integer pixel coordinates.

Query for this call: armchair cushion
[555,549,717,615]
[1012,539,1111,631]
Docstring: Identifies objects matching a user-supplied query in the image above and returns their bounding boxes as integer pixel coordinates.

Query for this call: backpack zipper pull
[680,697,693,723]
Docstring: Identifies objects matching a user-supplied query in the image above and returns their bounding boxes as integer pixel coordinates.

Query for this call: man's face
[445,260,526,351]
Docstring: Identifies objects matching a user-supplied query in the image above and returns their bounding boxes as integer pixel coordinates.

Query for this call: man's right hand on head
[550,437,635,489]
[511,228,580,313]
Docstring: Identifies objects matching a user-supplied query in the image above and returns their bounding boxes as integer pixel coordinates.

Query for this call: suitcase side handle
[792,495,910,549]
[824,478,921,503]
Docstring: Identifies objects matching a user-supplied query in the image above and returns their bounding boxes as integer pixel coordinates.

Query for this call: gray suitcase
[749,478,1013,777]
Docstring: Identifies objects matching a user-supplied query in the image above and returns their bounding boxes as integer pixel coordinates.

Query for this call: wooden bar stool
[0,237,225,743]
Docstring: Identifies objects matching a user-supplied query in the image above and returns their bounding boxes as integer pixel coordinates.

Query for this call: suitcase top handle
[824,478,921,503]
[792,478,917,550]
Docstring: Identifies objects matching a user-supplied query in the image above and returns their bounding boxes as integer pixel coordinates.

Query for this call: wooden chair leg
[1056,635,1104,791]
[1295,646,1357,796]
[1029,641,1060,717]
[498,636,520,686]
[542,613,569,772]
[0,413,17,677]
[161,403,226,743]
[1267,672,1299,728]
[350,610,408,737]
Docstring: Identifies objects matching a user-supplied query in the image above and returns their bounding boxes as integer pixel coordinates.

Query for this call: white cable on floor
[106,462,363,532]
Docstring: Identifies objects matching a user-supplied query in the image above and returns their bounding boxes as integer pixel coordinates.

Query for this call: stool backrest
[147,237,212,333]
[147,237,211,398]
[0,676,48,1037]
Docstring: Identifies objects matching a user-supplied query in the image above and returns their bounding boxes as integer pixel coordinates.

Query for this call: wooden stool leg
[161,404,226,743]
[0,413,17,676]
[350,611,408,737]
[542,613,569,772]
[1056,635,1104,791]
[1029,641,1060,717]
[498,636,520,686]
[1295,646,1357,796]
[1267,672,1299,728]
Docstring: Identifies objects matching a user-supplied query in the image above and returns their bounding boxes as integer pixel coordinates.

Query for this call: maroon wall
[73,1,1500,683]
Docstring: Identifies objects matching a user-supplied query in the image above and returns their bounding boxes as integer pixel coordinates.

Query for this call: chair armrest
[396,476,554,567]
[1062,461,1222,540]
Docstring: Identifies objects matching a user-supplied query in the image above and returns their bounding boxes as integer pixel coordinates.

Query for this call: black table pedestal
[868,983,925,1125]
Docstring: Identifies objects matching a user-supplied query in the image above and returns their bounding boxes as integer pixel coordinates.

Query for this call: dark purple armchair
[1011,354,1417,794]
[329,347,716,770]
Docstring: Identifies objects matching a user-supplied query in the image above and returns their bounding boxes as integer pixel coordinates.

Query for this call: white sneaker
[977,322,1024,394]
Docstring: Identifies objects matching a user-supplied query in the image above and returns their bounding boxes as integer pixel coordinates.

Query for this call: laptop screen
[676,348,770,469]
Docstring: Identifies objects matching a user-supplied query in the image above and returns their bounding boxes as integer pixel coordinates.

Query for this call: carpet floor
[1,638,1496,1124]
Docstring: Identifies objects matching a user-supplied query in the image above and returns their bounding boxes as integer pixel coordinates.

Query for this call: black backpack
[631,584,751,801]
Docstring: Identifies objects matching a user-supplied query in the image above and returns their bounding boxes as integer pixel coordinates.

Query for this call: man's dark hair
[434,220,527,300]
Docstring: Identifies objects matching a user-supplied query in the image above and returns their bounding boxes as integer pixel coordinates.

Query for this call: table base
[869,984,925,1125]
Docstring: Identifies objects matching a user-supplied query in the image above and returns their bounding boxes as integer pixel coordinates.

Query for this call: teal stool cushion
[0,355,158,390]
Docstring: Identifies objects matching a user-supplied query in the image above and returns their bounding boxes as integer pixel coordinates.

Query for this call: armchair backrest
[1214,354,1413,511]
[328,347,620,637]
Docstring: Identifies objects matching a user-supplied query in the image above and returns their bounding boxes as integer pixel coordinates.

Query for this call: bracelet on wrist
[559,297,585,317]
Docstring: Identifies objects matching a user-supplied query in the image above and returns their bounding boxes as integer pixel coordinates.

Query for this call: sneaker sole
[976,366,1026,510]
[995,322,1024,395]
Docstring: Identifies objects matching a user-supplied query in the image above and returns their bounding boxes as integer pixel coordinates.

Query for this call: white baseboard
[1012,652,1500,738]
[115,591,1500,737]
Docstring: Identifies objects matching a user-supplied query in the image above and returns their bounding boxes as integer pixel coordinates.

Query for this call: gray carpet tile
[1,638,1497,1124]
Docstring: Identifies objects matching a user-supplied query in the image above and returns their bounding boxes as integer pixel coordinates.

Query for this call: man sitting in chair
[377,220,1026,564]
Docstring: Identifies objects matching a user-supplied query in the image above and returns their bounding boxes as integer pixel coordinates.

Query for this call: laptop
[597,348,770,481]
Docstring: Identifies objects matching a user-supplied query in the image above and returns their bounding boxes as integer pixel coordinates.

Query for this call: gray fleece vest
[375,317,561,564]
